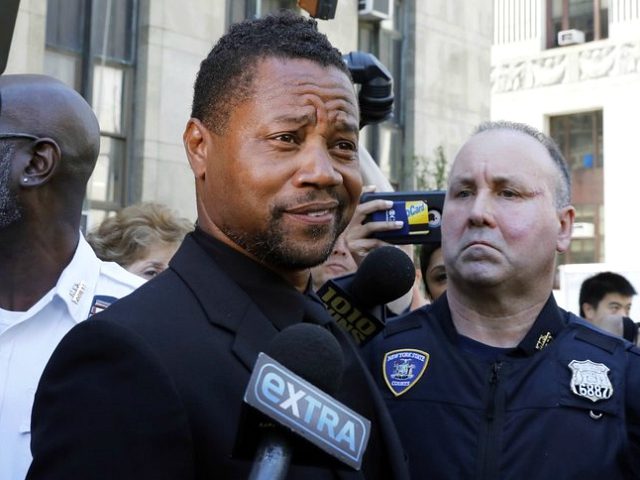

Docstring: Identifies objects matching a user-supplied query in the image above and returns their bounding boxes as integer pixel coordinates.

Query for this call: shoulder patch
[382,349,429,397]
[89,295,118,317]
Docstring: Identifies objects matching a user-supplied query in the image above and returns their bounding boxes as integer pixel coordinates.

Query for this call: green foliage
[414,145,448,191]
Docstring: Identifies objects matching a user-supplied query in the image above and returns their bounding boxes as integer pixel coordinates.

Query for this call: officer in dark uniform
[364,121,640,479]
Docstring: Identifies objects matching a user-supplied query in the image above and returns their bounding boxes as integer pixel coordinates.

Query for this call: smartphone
[360,190,445,244]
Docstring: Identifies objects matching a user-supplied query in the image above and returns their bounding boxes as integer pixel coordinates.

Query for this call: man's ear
[21,138,61,187]
[582,302,595,321]
[556,205,575,253]
[183,118,210,180]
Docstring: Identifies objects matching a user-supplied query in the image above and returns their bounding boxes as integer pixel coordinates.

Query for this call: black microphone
[0,0,20,74]
[243,323,371,479]
[316,246,415,346]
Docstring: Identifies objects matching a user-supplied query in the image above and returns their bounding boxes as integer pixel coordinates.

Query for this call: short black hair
[474,120,571,208]
[191,11,351,134]
[579,271,637,317]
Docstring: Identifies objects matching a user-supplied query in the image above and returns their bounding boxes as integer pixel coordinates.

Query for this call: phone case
[360,191,445,244]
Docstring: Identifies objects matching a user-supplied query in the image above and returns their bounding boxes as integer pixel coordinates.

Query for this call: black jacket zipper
[478,361,504,479]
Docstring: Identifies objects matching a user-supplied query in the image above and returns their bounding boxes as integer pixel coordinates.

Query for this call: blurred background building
[492,0,640,269]
[491,0,640,314]
[6,0,640,310]
[5,0,492,226]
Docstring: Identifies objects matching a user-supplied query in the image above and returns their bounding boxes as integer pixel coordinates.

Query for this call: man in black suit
[28,12,409,480]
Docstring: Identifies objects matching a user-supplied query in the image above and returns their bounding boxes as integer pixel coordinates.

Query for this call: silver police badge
[568,359,613,402]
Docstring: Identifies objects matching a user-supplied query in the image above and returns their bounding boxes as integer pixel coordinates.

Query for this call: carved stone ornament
[491,41,640,93]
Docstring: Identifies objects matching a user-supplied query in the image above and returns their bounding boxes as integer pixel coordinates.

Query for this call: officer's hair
[190,10,350,135]
[579,271,637,317]
[474,121,571,208]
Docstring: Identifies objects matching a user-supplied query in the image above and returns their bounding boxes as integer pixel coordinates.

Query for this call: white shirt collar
[53,234,103,324]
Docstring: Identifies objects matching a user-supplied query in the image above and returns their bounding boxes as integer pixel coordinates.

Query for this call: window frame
[44,0,139,219]
[546,0,609,48]
[549,109,605,264]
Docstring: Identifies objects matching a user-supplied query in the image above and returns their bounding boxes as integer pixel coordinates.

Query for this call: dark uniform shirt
[363,293,640,479]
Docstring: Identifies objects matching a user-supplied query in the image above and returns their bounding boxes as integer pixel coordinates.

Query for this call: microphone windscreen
[350,246,415,308]
[266,323,344,395]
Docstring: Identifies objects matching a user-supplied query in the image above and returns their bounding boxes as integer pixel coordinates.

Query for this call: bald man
[364,121,640,478]
[0,74,143,480]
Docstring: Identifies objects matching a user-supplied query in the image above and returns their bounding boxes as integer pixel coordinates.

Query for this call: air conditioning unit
[572,222,595,239]
[557,29,585,46]
[358,0,392,21]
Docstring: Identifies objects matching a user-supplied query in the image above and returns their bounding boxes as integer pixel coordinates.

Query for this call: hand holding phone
[360,191,445,245]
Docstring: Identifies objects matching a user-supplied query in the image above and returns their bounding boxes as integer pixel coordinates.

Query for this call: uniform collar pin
[535,331,553,350]
[69,281,86,304]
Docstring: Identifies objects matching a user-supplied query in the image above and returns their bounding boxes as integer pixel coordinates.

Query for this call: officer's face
[442,129,574,295]
[188,57,361,272]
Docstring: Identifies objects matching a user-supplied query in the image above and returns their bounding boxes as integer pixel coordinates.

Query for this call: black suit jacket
[28,235,409,479]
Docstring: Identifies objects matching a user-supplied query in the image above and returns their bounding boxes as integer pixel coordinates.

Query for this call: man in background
[28,13,409,479]
[0,74,143,480]
[365,120,640,478]
[580,271,638,343]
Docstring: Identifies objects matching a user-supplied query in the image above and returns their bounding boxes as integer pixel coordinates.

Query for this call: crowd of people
[1,10,638,480]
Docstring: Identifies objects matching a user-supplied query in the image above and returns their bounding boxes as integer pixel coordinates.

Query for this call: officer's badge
[383,349,429,397]
[568,359,613,402]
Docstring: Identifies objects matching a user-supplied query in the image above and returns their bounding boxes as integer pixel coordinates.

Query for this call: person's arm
[28,320,194,480]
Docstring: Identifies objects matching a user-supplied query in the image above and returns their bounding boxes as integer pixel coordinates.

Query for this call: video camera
[343,51,394,129]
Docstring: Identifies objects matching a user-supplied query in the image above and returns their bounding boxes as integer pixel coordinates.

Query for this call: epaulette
[626,343,640,356]
[383,311,427,338]
[574,324,623,354]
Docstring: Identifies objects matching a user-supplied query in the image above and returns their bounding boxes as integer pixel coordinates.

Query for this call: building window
[227,0,297,26]
[546,0,609,48]
[549,110,604,264]
[358,0,405,188]
[45,0,137,227]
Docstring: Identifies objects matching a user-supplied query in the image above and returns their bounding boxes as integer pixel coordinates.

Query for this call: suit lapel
[169,237,407,477]
[231,302,279,370]
[169,236,277,371]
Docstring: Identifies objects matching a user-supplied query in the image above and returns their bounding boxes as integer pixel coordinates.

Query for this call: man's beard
[222,191,349,270]
[0,142,23,230]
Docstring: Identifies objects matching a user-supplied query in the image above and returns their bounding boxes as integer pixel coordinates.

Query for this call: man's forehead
[255,57,355,98]
[451,129,555,178]
[250,57,358,128]
[602,293,634,304]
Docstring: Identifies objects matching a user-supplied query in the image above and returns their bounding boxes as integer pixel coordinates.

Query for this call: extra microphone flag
[244,352,371,470]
